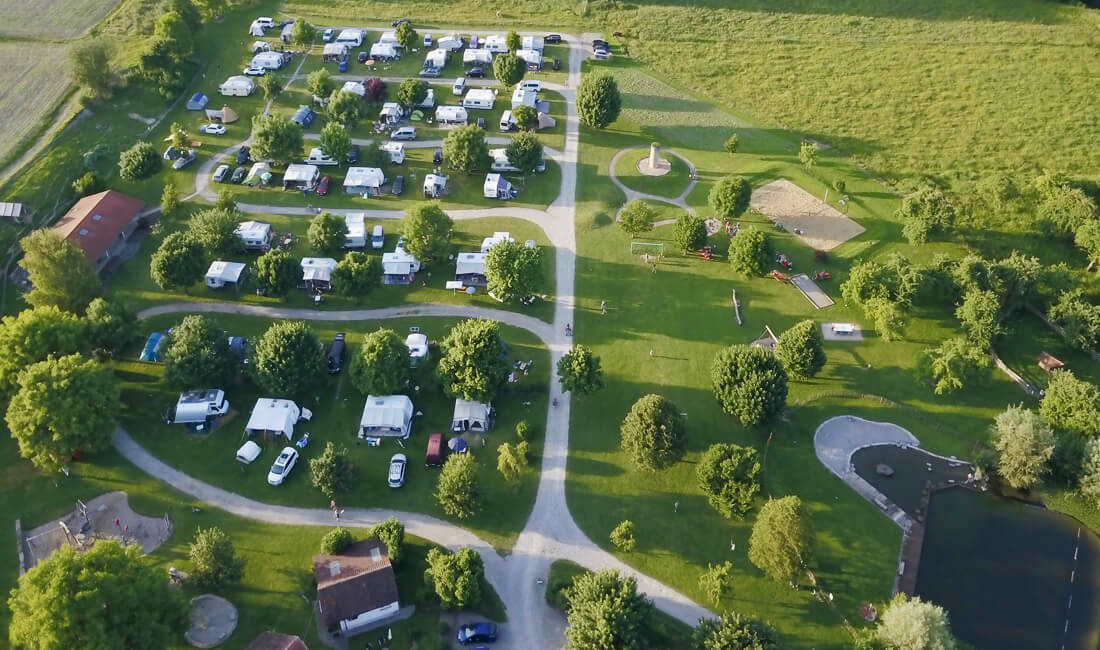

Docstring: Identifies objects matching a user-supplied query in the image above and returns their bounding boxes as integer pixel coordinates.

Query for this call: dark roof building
[52,190,145,274]
[313,537,400,637]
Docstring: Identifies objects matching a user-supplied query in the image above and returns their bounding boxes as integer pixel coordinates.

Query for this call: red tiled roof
[243,632,308,650]
[52,190,144,262]
[312,538,399,627]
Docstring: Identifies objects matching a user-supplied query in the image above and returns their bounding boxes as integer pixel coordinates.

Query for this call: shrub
[320,527,355,554]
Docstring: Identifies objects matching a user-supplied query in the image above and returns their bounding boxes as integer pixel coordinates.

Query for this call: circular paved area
[608,145,699,222]
[185,594,238,648]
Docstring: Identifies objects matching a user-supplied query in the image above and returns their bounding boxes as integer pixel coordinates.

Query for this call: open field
[0,43,73,170]
[0,0,121,38]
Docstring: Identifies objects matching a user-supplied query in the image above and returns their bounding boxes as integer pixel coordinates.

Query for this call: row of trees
[617,177,753,241]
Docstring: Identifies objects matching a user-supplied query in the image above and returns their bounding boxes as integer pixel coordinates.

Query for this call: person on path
[600,300,607,315]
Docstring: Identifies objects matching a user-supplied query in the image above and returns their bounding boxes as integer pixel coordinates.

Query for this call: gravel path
[608,145,698,223]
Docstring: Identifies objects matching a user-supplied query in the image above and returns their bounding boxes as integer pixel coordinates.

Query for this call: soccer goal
[629,241,664,257]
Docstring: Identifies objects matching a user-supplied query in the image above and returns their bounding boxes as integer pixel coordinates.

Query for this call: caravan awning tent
[322,43,349,61]
[516,49,541,68]
[301,257,337,287]
[244,162,271,186]
[379,30,400,46]
[341,81,366,97]
[424,49,447,69]
[283,164,320,190]
[358,395,414,439]
[343,167,386,194]
[370,42,398,60]
[462,49,493,66]
[451,399,492,432]
[521,35,545,52]
[245,398,308,438]
[537,112,556,130]
[205,260,246,288]
[454,252,487,285]
[382,246,420,276]
[483,173,514,199]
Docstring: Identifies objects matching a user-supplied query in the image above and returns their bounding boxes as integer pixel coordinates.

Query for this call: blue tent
[186,92,209,111]
[140,332,166,362]
[447,437,468,453]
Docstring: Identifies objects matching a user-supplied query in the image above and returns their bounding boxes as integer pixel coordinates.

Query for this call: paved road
[608,144,698,222]
[123,34,712,649]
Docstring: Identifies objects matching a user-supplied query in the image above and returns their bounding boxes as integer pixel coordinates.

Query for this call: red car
[317,176,330,196]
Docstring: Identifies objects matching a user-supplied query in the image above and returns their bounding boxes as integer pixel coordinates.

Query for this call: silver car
[388,453,407,488]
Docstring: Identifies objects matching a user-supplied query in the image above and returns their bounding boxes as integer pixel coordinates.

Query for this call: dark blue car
[457,622,497,644]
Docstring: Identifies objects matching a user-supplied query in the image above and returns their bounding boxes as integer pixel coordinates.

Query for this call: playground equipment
[770,270,789,283]
[699,245,713,261]
[731,289,743,326]
[776,253,793,269]
[813,270,831,280]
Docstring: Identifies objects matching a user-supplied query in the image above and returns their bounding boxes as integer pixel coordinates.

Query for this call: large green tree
[138,37,187,97]
[875,594,957,650]
[6,354,119,471]
[711,345,789,426]
[698,561,736,605]
[773,319,826,379]
[401,203,453,263]
[289,19,317,46]
[332,252,382,297]
[992,404,1054,490]
[0,306,87,395]
[118,141,161,181]
[437,319,509,402]
[306,68,336,99]
[1049,290,1100,352]
[1074,219,1100,270]
[424,547,483,608]
[370,517,405,565]
[349,328,411,395]
[250,114,304,167]
[150,232,205,293]
[696,443,762,519]
[153,10,194,59]
[327,89,363,127]
[443,124,490,174]
[8,542,187,650]
[254,248,302,297]
[1040,370,1100,436]
[84,297,137,356]
[709,176,752,218]
[307,211,347,255]
[187,208,239,256]
[394,21,417,49]
[557,345,604,396]
[396,78,429,108]
[564,569,653,650]
[618,200,654,238]
[693,612,778,650]
[251,321,325,395]
[435,453,480,518]
[18,230,101,313]
[511,104,538,131]
[485,239,543,302]
[319,121,351,163]
[496,441,529,488]
[309,441,358,498]
[161,315,237,389]
[747,495,815,586]
[728,227,772,277]
[619,393,687,471]
[188,526,245,590]
[576,73,622,129]
[674,214,708,253]
[493,52,525,87]
[1039,185,1097,238]
[919,336,990,395]
[897,183,956,244]
[505,131,544,177]
[955,289,1003,347]
[68,40,114,99]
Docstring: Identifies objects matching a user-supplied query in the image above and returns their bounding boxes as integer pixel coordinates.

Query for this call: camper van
[305,148,339,166]
[452,77,467,96]
[461,88,495,110]
[250,51,287,70]
[335,29,365,47]
[344,213,366,248]
[371,225,385,249]
[426,433,445,467]
[519,80,542,93]
[219,75,255,97]
[255,17,275,28]
[165,389,230,430]
[381,142,405,164]
[499,110,516,131]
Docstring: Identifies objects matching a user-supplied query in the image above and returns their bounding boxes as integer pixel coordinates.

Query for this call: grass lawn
[120,313,550,552]
[108,215,557,322]
[613,147,692,200]
[994,310,1100,390]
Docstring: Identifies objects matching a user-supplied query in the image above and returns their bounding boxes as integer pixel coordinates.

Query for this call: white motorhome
[418,88,436,109]
[423,173,447,198]
[344,213,367,248]
[521,35,545,52]
[379,102,403,124]
[480,231,515,253]
[282,164,320,191]
[435,105,468,126]
[489,147,546,173]
[516,49,541,70]
[250,51,288,70]
[424,48,447,70]
[462,49,493,67]
[380,142,406,164]
[461,88,495,110]
[235,220,273,250]
[483,173,516,200]
[405,331,429,366]
[245,398,312,439]
[436,35,463,51]
[335,29,365,47]
[306,148,339,166]
[358,395,414,439]
[378,30,400,46]
[219,75,255,97]
[483,34,508,53]
[341,80,366,97]
[251,40,271,54]
[371,225,384,249]
[205,260,246,289]
[511,87,537,109]
[165,389,230,429]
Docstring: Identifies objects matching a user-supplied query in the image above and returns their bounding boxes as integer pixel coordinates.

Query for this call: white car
[243,66,266,76]
[388,453,407,488]
[267,447,299,486]
[200,123,226,135]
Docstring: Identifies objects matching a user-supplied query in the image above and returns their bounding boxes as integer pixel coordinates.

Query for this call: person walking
[600,300,607,315]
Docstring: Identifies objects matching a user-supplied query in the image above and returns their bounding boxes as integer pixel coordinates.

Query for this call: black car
[231,166,248,184]
[347,144,360,164]
[476,117,486,129]
[433,148,443,165]
[545,34,562,44]
[392,175,404,195]
[358,51,368,63]
[466,66,485,78]
[236,146,251,166]
[592,38,608,48]
[391,18,410,27]
[327,333,346,374]
[552,58,561,71]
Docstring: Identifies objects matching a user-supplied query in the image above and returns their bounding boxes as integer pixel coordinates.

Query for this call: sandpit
[186,594,239,648]
[750,179,865,251]
[21,491,171,570]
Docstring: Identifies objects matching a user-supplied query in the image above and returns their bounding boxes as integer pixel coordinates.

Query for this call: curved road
[123,34,713,649]
[608,144,698,222]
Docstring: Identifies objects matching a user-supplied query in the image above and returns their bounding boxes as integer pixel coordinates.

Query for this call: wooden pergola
[1037,351,1065,373]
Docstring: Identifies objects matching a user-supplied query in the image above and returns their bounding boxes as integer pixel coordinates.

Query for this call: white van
[452,77,467,96]
[371,225,385,249]
[255,17,275,28]
[499,110,516,131]
[305,148,339,166]
[390,126,417,141]
[519,80,541,93]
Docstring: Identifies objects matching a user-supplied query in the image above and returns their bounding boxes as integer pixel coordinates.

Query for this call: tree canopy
[396,78,429,108]
[349,328,411,395]
[798,141,818,167]
[496,441,529,488]
[327,88,363,127]
[897,183,956,244]
[619,393,687,471]
[493,52,526,87]
[692,612,778,650]
[7,354,119,471]
[919,336,990,395]
[511,104,538,131]
[618,200,655,238]
[332,252,382,297]
[288,19,316,46]
[435,453,480,518]
[370,517,406,565]
[992,404,1054,490]
[188,526,245,590]
[437,319,509,402]
[319,121,351,164]
[394,21,417,49]
[1049,290,1100,352]
[69,40,114,99]
[250,321,325,396]
[307,211,347,255]
[711,345,789,426]
[557,345,604,396]
[443,124,490,174]
[747,495,815,586]
[576,73,622,129]
[162,315,236,389]
[309,441,357,499]
[505,131,544,176]
[187,208,239,257]
[774,319,826,379]
[674,214,708,253]
[401,203,453,264]
[955,289,1003,347]
[18,230,101,313]
[118,140,161,181]
[696,443,762,518]
[150,232,205,293]
[610,520,636,552]
[875,594,957,650]
[250,114,304,167]
[306,68,335,99]
[0,306,87,395]
[709,176,751,218]
[728,227,773,277]
[84,298,136,356]
[485,239,543,302]
[8,541,186,650]
[564,569,653,650]
[424,547,483,608]
[254,248,302,297]
[1040,370,1100,436]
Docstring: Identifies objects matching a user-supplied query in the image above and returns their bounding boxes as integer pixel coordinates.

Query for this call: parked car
[452,77,467,96]
[267,447,299,485]
[419,67,441,78]
[592,38,608,48]
[457,622,497,645]
[163,145,181,161]
[433,148,443,165]
[552,58,561,71]
[388,453,407,488]
[172,150,196,170]
[466,66,485,78]
[390,126,416,141]
[322,28,334,42]
[278,19,294,28]
[593,49,611,60]
[545,34,562,44]
[243,66,266,76]
[200,123,226,135]
[231,166,248,183]
[423,34,433,47]
[347,144,360,164]
[356,51,367,64]
[392,175,404,195]
[391,18,410,26]
[476,117,486,129]
[213,164,230,183]
[327,333,346,374]
[317,176,330,196]
[237,146,251,165]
